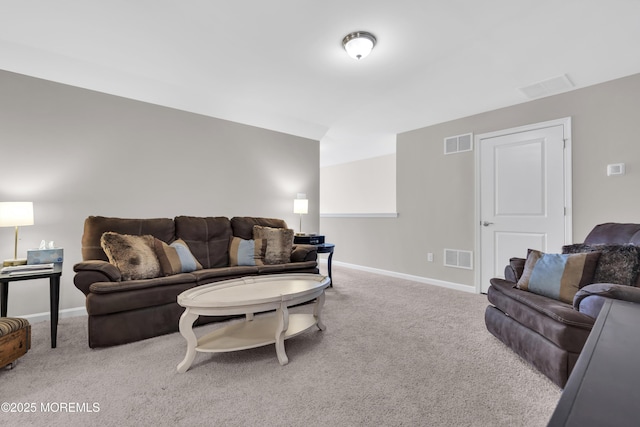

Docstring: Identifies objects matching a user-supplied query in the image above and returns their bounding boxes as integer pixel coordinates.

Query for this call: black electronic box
[293,234,325,245]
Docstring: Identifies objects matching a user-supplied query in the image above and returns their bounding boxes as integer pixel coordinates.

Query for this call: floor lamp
[0,202,34,267]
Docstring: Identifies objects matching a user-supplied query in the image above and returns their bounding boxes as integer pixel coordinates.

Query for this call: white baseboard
[320,259,477,294]
[21,306,87,324]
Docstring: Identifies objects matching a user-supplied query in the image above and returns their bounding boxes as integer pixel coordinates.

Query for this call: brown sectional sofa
[485,223,640,388]
[73,216,319,348]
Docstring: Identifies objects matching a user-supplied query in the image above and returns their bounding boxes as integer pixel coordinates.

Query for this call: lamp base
[3,258,27,267]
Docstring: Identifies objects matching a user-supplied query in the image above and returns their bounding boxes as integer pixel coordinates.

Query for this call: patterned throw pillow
[154,238,203,276]
[228,237,266,266]
[516,249,601,304]
[252,225,294,264]
[562,244,640,286]
[100,232,160,280]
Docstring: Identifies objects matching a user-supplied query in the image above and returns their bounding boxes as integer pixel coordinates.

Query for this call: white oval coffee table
[176,273,330,373]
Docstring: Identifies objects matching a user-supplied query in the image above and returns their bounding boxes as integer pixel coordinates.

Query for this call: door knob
[482,221,494,227]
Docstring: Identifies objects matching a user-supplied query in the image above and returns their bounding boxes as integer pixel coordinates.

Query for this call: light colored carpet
[2,266,561,426]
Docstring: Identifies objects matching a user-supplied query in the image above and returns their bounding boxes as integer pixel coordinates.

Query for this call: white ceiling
[2,1,640,166]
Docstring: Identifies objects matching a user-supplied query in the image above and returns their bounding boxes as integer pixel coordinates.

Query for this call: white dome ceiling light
[342,31,377,60]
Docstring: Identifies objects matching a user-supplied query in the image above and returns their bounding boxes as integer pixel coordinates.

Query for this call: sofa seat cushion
[86,279,198,315]
[89,273,196,294]
[257,261,318,274]
[191,266,260,284]
[488,278,594,353]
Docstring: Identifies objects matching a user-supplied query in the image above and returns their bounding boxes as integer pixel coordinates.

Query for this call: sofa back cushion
[584,223,640,246]
[230,217,288,240]
[174,216,232,269]
[82,216,175,261]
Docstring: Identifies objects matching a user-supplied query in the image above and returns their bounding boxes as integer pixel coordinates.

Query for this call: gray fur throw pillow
[101,232,160,280]
[252,225,293,265]
[562,244,640,286]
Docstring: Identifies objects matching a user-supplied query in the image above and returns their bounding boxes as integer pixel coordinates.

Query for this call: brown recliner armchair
[485,223,640,388]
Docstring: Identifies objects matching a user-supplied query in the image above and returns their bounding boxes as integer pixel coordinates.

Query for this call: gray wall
[320,154,396,214]
[0,70,319,317]
[321,73,640,290]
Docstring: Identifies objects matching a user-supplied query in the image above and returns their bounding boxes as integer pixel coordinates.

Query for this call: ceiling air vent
[444,249,473,270]
[519,74,574,99]
[444,133,473,155]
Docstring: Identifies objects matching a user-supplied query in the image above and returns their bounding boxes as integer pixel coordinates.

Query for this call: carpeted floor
[1,266,561,426]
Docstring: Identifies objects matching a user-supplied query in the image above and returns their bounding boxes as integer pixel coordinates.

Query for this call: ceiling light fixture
[342,31,377,60]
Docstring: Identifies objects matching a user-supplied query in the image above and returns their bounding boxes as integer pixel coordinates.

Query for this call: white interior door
[478,119,571,293]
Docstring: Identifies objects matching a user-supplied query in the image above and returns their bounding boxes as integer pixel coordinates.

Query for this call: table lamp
[0,202,34,266]
[293,193,308,235]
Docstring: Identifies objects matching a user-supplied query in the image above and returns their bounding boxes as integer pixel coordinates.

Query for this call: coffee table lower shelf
[197,313,318,353]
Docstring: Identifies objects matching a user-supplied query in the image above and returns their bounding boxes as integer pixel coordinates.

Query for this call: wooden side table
[0,264,62,348]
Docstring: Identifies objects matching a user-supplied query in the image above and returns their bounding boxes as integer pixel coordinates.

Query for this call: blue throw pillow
[154,238,202,276]
[516,249,601,304]
[228,237,266,266]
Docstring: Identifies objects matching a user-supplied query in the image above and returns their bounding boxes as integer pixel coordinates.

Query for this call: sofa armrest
[573,283,640,318]
[291,244,318,262]
[74,260,121,280]
[504,257,526,282]
[73,260,121,296]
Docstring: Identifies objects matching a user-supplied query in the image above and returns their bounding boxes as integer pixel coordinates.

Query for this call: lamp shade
[0,202,34,227]
[293,198,308,215]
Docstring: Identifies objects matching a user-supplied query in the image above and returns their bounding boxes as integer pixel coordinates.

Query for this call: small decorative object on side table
[0,263,62,348]
[293,235,334,286]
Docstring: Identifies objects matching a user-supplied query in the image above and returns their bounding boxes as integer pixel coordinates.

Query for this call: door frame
[473,117,573,293]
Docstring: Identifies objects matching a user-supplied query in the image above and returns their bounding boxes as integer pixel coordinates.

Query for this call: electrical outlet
[427,253,434,262]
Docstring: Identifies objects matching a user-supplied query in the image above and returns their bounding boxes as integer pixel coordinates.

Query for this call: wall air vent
[519,74,574,99]
[444,133,473,155]
[444,249,473,270]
